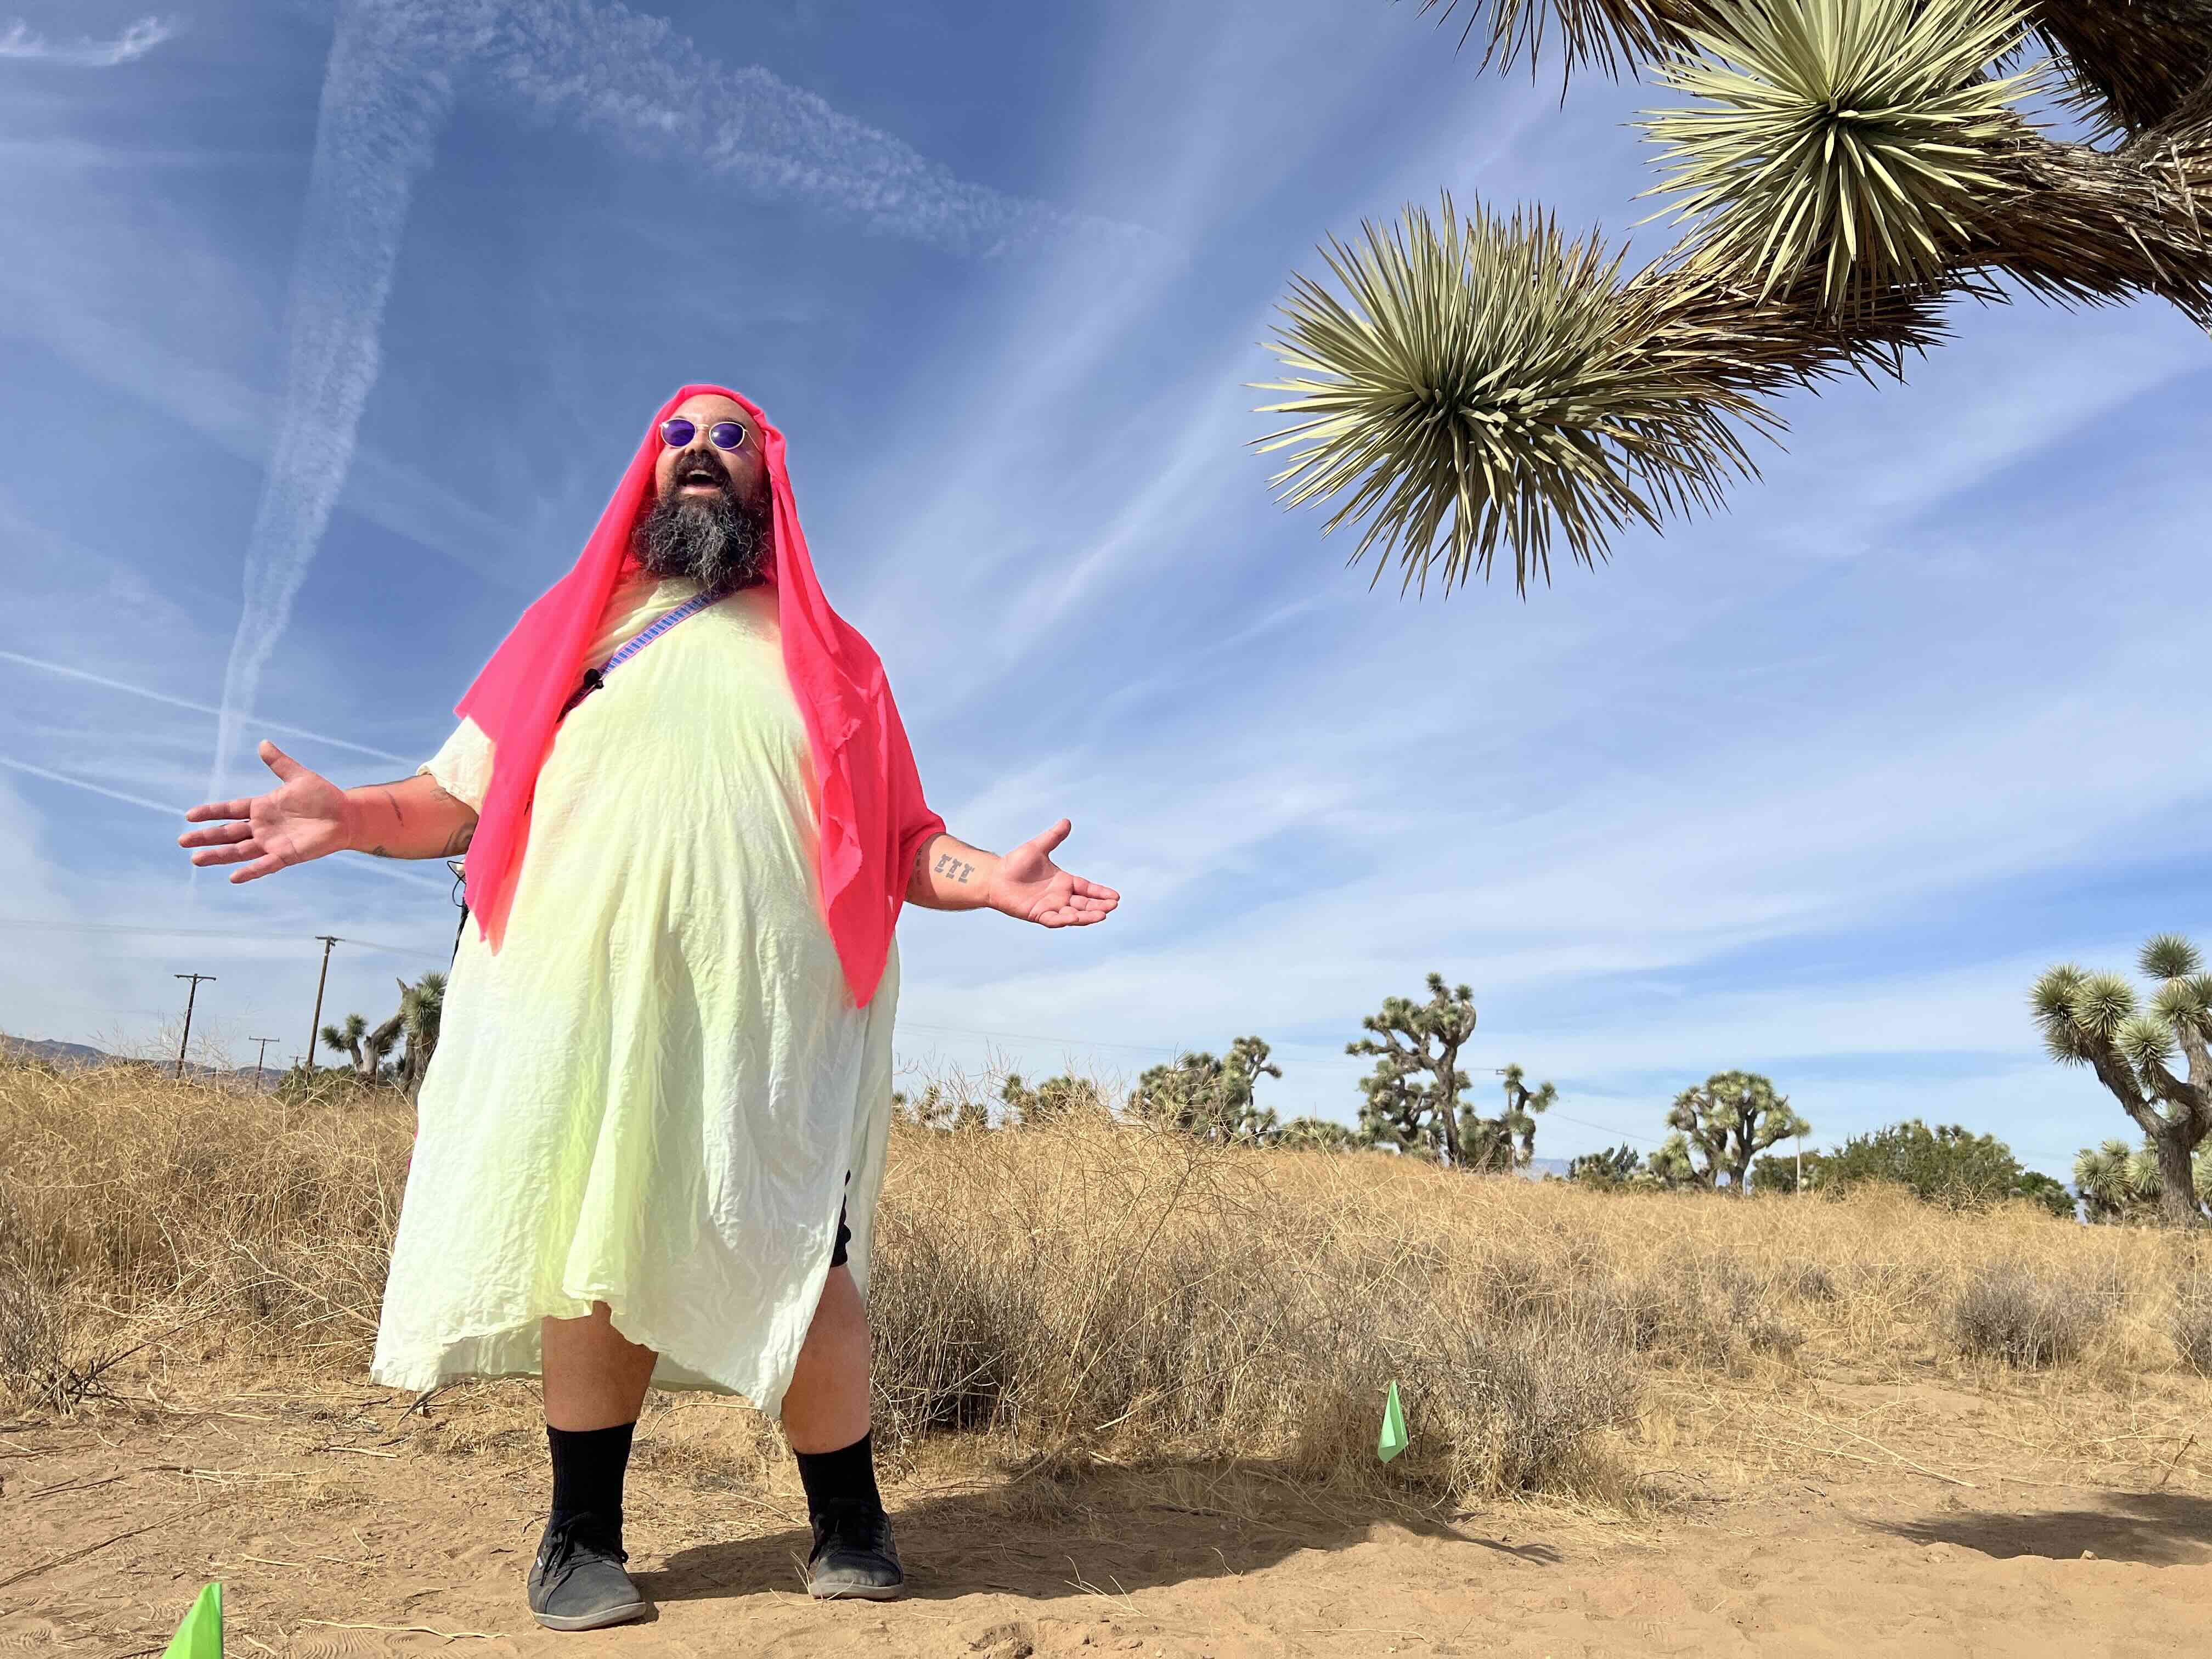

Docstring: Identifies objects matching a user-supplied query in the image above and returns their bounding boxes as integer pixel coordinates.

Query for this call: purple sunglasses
[659,416,748,452]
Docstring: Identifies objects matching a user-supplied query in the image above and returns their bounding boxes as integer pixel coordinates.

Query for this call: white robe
[368,571,898,1416]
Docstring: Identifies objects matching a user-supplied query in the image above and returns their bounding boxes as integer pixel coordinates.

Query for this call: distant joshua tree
[1350,973,1555,1169]
[1661,1070,1809,1192]
[2073,1135,2212,1225]
[1129,1037,1285,1146]
[1459,1063,1558,1173]
[2035,935,2212,1229]
[1256,0,2212,599]
[319,1012,371,1077]
[1278,1115,1363,1152]
[1569,1143,1645,1187]
[999,1072,1109,1130]
[397,972,445,1097]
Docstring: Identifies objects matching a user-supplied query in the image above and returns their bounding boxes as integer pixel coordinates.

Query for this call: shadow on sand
[1874,1491,2212,1567]
[642,1455,1565,1607]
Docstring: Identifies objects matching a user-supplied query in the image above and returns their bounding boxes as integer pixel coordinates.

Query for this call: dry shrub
[0,1053,409,1390]
[1952,1260,2118,1368]
[13,1054,2212,1501]
[1590,1248,1802,1372]
[867,1111,1640,1505]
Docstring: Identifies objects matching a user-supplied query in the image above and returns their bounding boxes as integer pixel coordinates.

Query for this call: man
[178,386,1119,1630]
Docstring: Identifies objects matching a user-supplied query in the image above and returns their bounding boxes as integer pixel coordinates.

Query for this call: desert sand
[8,1383,2211,1658]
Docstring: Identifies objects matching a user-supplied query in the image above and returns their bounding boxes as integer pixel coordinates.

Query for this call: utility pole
[173,972,217,1078]
[306,935,341,1077]
[249,1035,280,1090]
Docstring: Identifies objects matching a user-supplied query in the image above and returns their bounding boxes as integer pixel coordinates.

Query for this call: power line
[0,917,445,961]
[894,1019,1180,1059]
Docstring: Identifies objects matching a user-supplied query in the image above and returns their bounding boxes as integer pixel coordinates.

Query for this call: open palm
[989,820,1120,928]
[177,740,352,883]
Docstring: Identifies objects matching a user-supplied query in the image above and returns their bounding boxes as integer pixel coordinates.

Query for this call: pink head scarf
[452,384,944,1008]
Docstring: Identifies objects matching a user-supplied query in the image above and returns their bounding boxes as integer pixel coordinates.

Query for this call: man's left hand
[988,820,1120,928]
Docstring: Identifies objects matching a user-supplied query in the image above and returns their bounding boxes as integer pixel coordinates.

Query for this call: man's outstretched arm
[906,820,1118,928]
[179,740,478,883]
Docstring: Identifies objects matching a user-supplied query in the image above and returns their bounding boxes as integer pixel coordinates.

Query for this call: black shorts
[830,1170,851,1268]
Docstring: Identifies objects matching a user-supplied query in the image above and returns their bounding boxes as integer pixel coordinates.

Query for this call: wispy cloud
[0,15,176,67]
[204,0,468,803]
[0,650,410,763]
[481,0,1150,258]
[204,0,1149,801]
[0,754,180,815]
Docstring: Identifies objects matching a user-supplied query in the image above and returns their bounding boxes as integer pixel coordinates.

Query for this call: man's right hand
[178,740,355,883]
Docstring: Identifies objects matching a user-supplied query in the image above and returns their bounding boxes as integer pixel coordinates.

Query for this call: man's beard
[633,481,771,595]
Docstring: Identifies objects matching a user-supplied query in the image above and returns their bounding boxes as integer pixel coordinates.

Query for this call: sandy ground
[8,1388,2212,1658]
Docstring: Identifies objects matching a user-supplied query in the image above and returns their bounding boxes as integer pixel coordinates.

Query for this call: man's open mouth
[679,464,724,490]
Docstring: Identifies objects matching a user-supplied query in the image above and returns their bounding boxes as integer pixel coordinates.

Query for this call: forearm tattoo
[932,849,977,884]
[362,777,473,859]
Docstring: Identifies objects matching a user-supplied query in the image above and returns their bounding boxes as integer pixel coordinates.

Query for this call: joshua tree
[396,972,445,1096]
[893,1084,956,1130]
[1664,1070,1809,1192]
[1351,974,1550,1168]
[1458,1062,1558,1172]
[1646,1132,1706,1188]
[1278,1115,1362,1152]
[1256,0,2212,598]
[2034,935,2212,1229]
[1351,973,1479,1163]
[360,1011,404,1082]
[1129,1037,1284,1144]
[1000,1072,1108,1130]
[2073,1135,2212,1224]
[1569,1143,1645,1186]
[319,1012,368,1074]
[2074,1138,2158,1223]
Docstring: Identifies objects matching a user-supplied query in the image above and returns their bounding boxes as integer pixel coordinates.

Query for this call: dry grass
[8,1052,2212,1516]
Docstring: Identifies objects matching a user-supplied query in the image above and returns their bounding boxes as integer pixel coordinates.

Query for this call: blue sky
[4,2,2209,1178]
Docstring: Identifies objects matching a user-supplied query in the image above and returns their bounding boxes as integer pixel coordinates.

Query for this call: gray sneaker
[527,1515,651,1630]
[805,1504,905,1600]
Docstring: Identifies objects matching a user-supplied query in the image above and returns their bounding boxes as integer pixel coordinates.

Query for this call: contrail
[0,15,176,66]
[206,0,1144,803]
[0,648,409,763]
[0,755,183,816]
[480,1,1146,258]
[204,0,485,803]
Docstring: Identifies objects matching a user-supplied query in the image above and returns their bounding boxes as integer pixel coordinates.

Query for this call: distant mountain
[1,1033,275,1083]
[1,1034,114,1068]
[1522,1156,1573,1181]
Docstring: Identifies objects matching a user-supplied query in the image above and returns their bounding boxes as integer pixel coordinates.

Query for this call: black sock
[794,1429,881,1522]
[546,1420,636,1545]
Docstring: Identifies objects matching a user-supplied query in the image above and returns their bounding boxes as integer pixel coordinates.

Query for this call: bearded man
[178,386,1119,1630]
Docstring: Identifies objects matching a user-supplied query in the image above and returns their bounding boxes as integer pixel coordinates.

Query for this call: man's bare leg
[541,1300,658,1430]
[782,1263,871,1452]
[782,1264,901,1598]
[528,1301,656,1628]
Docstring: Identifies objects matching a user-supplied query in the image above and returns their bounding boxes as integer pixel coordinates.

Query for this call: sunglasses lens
[660,418,696,448]
[709,422,745,450]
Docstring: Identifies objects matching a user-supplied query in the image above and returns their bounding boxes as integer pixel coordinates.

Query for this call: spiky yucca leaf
[1254,195,1764,596]
[2152,977,2211,1030]
[1418,0,1699,78]
[2140,933,2203,982]
[1640,0,2042,317]
[2030,963,2088,1053]
[2118,1013,2177,1072]
[2069,972,2138,1040]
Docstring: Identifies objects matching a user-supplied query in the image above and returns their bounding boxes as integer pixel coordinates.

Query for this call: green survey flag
[161,1582,221,1659]
[1378,1380,1408,1463]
